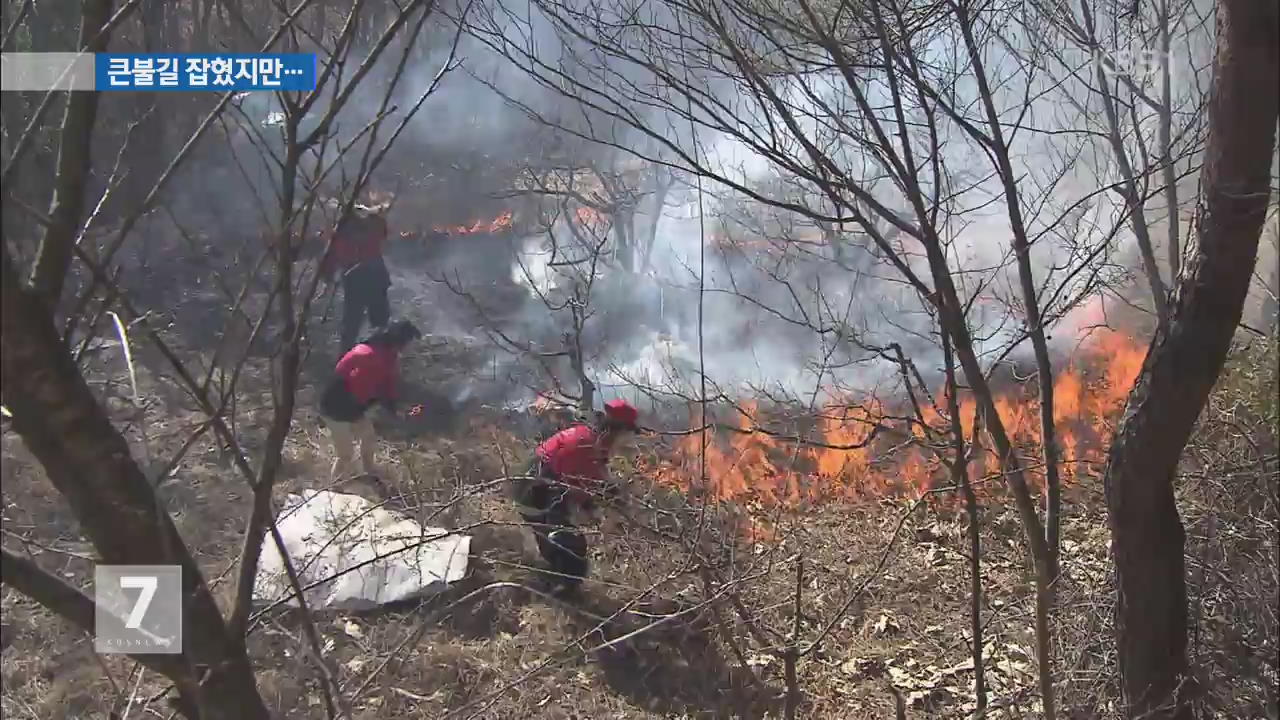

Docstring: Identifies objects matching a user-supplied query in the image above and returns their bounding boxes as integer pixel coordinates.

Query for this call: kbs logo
[1064,46,1172,86]
[94,565,183,655]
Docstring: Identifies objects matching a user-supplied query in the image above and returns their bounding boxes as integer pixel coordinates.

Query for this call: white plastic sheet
[253,489,470,611]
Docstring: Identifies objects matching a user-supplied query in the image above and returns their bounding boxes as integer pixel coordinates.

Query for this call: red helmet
[603,398,639,429]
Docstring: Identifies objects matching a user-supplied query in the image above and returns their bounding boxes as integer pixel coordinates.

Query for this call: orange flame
[530,393,559,415]
[650,328,1146,515]
[433,210,514,235]
[573,207,607,228]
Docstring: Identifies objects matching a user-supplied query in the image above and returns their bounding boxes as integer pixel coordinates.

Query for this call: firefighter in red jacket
[515,399,640,596]
[319,320,421,480]
[321,204,393,353]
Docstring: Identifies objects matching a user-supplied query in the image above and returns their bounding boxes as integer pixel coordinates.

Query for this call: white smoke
[511,235,556,295]
[145,0,1230,416]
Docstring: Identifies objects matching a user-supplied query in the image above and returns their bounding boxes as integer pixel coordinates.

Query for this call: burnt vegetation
[0,0,1277,719]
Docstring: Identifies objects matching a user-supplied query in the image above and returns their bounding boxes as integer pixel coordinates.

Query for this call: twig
[783,556,805,720]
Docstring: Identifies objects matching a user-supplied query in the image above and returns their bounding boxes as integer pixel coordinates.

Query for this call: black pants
[340,260,391,353]
[515,461,589,589]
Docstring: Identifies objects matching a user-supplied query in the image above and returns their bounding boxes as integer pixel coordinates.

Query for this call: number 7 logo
[95,565,182,654]
[119,575,158,629]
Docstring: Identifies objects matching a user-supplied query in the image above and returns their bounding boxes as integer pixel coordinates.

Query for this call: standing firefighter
[515,399,640,597]
[319,320,421,481]
[322,203,393,353]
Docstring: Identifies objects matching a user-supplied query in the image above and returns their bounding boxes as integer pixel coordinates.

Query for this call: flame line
[644,420,885,450]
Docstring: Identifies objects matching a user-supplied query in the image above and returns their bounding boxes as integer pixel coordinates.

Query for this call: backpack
[319,375,368,422]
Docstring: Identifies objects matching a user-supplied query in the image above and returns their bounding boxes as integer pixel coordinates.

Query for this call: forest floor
[3,246,1273,719]
[0,322,1122,720]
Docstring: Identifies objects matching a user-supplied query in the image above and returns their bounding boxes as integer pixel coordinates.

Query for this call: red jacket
[335,343,399,405]
[537,425,610,489]
[321,214,387,279]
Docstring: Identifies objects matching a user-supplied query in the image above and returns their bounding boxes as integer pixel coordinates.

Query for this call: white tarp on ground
[253,489,470,611]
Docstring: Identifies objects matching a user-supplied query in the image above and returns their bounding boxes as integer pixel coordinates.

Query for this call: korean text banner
[94,54,317,91]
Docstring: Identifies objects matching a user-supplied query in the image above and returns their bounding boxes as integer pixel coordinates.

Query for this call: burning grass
[432,211,515,236]
[649,329,1146,513]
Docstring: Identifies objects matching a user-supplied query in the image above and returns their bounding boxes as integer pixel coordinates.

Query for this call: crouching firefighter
[319,320,422,481]
[514,399,640,597]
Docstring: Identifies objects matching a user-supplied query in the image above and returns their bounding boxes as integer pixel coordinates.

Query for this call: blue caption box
[94,53,317,91]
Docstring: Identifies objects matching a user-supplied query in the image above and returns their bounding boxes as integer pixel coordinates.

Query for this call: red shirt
[537,425,609,488]
[321,214,387,278]
[334,343,399,404]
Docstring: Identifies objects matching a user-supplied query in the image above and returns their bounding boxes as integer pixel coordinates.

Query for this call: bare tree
[462,0,1176,713]
[25,0,115,308]
[1100,1,1278,718]
[1025,0,1214,330]
[1,2,461,717]
[442,158,635,415]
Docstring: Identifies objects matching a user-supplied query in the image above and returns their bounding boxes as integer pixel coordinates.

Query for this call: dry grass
[2,320,1275,719]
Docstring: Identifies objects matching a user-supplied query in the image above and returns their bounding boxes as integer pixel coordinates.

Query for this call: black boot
[546,529,588,599]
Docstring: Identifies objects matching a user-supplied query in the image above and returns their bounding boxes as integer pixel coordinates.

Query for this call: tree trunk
[945,6,1062,713]
[957,1,1065,585]
[1103,1,1279,717]
[639,168,673,274]
[126,0,166,228]
[1157,0,1182,282]
[567,327,596,415]
[944,332,986,712]
[29,0,115,309]
[0,247,271,720]
[615,211,634,271]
